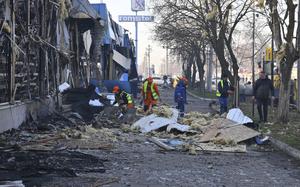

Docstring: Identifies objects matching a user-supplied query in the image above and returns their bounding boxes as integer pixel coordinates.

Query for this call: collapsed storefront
[0,0,137,132]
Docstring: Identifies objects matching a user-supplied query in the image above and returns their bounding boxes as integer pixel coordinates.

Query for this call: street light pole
[166,46,168,75]
[147,45,152,77]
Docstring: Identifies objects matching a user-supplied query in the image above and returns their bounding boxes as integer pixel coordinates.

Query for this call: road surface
[31,87,300,187]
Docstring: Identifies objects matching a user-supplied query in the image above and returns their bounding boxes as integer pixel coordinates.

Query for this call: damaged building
[0,0,138,131]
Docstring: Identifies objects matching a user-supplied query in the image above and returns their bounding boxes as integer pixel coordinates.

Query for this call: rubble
[0,99,266,186]
[0,112,113,183]
[152,105,173,118]
[131,106,262,153]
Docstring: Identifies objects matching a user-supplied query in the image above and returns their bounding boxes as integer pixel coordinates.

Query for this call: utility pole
[10,0,16,104]
[215,56,218,91]
[252,5,256,117]
[165,46,168,75]
[146,45,152,77]
[135,11,138,67]
[26,0,32,99]
[143,52,147,77]
[297,0,300,112]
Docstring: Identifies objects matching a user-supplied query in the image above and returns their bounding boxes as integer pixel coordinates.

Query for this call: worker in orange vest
[141,77,160,112]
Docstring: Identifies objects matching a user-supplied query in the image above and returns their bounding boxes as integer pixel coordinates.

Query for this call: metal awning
[70,0,101,20]
[113,50,131,70]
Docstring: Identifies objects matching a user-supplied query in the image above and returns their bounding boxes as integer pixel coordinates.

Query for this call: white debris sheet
[132,108,191,133]
[89,99,104,107]
[226,108,253,124]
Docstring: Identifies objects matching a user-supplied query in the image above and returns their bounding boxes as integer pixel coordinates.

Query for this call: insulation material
[59,126,117,150]
[190,118,209,130]
[152,106,173,118]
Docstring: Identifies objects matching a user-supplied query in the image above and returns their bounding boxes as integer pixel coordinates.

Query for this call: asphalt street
[93,87,300,187]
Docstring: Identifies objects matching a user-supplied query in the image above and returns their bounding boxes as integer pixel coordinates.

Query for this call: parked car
[152,76,164,85]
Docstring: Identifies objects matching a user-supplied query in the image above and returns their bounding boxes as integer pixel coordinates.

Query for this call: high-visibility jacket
[121,91,133,104]
[216,80,224,97]
[216,80,231,97]
[114,91,133,106]
[143,81,159,100]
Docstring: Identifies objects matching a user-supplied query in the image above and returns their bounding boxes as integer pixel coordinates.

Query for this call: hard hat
[112,86,120,93]
[181,76,188,85]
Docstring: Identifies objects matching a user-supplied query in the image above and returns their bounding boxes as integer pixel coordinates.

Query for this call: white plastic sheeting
[132,108,191,133]
[89,99,104,107]
[106,94,116,105]
[166,123,190,132]
[226,108,253,124]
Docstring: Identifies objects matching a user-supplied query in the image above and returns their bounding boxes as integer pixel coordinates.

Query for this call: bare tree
[264,0,300,122]
[151,0,252,91]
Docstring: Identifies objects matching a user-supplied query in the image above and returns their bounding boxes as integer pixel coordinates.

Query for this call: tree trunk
[225,39,239,84]
[186,55,193,83]
[192,60,196,87]
[211,39,233,84]
[278,81,290,123]
[197,47,206,93]
[277,45,296,122]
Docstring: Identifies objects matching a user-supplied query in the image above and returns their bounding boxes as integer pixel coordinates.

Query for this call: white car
[152,77,164,85]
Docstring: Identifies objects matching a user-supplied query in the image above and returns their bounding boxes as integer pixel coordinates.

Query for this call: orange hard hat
[112,86,120,93]
[181,77,188,84]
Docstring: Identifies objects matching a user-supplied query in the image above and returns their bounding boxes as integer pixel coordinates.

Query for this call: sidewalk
[186,90,300,160]
[239,103,300,148]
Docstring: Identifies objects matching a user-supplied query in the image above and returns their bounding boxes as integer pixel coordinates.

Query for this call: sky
[88,0,165,74]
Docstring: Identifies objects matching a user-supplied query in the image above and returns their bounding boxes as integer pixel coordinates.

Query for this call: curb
[269,137,300,160]
[186,90,217,102]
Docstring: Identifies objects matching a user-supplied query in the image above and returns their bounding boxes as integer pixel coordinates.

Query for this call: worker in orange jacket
[141,77,160,112]
[112,86,134,113]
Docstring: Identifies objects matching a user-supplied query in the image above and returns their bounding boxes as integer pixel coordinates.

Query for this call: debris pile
[152,105,173,118]
[132,106,262,153]
[0,113,114,183]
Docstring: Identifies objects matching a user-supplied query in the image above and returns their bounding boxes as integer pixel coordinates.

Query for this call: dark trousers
[256,98,269,122]
[219,97,228,114]
[177,100,185,117]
